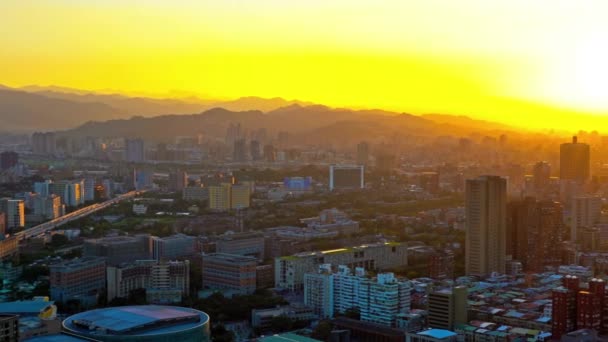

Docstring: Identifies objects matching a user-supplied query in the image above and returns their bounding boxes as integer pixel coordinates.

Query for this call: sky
[2,0,608,129]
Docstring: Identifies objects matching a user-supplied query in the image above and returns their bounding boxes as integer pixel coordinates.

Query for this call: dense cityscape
[3,1,608,342]
[0,126,606,342]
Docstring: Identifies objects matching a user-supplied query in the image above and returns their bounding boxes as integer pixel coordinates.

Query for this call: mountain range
[0,84,525,146]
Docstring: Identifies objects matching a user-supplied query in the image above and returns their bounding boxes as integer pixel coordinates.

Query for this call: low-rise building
[107,260,190,304]
[49,257,106,307]
[275,242,408,291]
[202,253,257,295]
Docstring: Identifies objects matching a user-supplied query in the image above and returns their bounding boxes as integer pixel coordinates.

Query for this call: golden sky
[2,0,608,129]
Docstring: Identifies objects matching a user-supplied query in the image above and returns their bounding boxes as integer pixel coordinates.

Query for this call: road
[15,190,147,240]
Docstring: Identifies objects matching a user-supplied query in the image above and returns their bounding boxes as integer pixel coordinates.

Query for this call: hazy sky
[2,0,608,128]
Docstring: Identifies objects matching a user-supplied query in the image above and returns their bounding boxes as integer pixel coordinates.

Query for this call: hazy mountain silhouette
[62,105,518,147]
[0,88,124,131]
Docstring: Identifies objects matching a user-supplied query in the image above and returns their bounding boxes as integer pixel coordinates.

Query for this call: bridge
[15,190,147,241]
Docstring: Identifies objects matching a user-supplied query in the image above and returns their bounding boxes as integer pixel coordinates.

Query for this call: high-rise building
[231,184,251,209]
[357,141,370,165]
[507,198,563,272]
[571,196,601,242]
[552,275,580,339]
[0,151,18,170]
[49,257,106,306]
[125,138,145,163]
[201,253,258,295]
[329,165,365,191]
[32,194,62,220]
[0,199,25,229]
[31,132,56,155]
[427,287,468,330]
[133,168,154,190]
[465,175,507,276]
[263,144,276,162]
[50,180,85,207]
[532,161,551,198]
[560,136,590,183]
[83,177,97,202]
[233,139,247,162]
[106,260,190,304]
[168,170,188,192]
[34,180,53,197]
[250,140,262,161]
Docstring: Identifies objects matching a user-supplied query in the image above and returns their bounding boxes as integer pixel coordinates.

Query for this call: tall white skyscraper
[465,175,507,276]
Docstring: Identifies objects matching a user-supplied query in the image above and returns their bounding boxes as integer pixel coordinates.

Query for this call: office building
[32,132,56,155]
[0,199,25,229]
[107,260,190,304]
[571,196,601,242]
[62,306,211,342]
[251,305,317,330]
[83,235,151,266]
[0,151,18,170]
[0,236,19,260]
[201,253,258,295]
[560,136,590,183]
[283,177,313,192]
[150,234,195,260]
[168,170,188,192]
[507,198,563,272]
[465,175,507,276]
[250,140,262,161]
[216,231,265,259]
[275,242,408,291]
[208,183,251,210]
[182,186,207,201]
[231,184,251,209]
[427,287,468,330]
[329,165,365,191]
[49,257,106,306]
[125,138,145,162]
[233,138,247,161]
[34,180,53,197]
[357,141,370,165]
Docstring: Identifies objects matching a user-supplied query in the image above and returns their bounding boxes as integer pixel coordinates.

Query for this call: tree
[50,234,69,248]
[211,324,235,342]
[269,315,294,333]
[311,320,333,341]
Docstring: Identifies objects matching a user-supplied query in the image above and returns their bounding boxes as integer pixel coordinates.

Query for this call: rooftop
[63,305,209,336]
[417,329,457,339]
[258,333,322,342]
[0,300,54,315]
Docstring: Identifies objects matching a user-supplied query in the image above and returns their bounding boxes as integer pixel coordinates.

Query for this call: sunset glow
[2,0,608,129]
